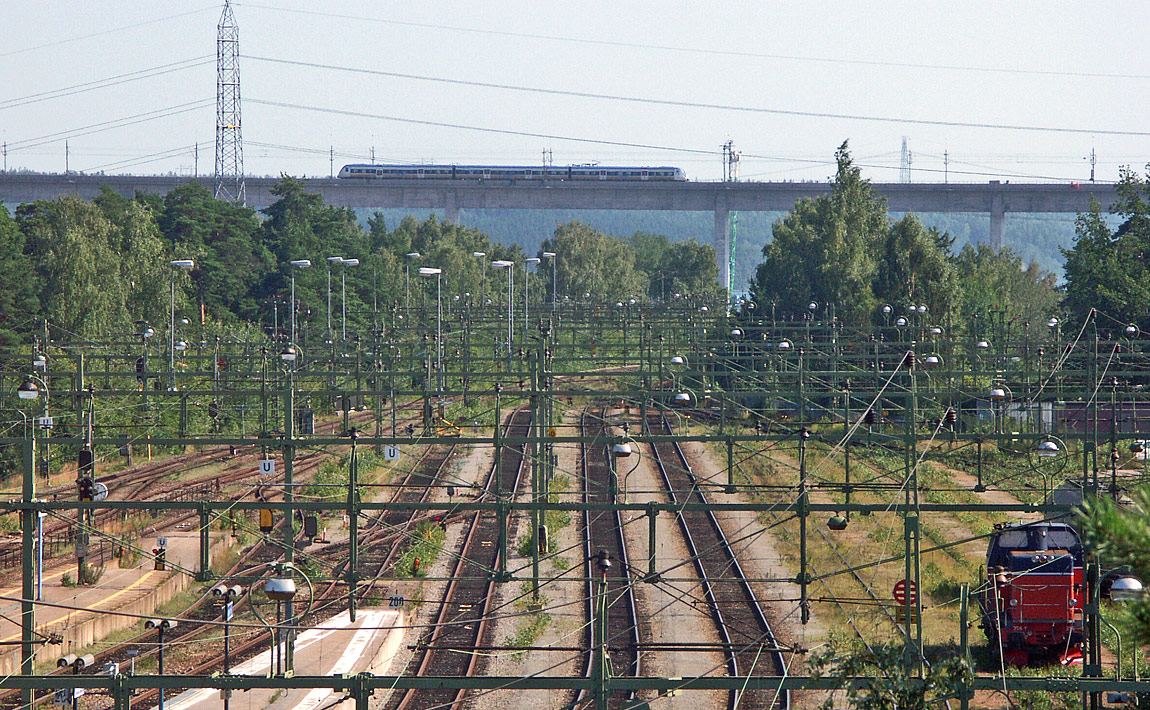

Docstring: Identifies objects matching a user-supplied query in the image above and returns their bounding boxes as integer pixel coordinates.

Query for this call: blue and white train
[337,164,687,181]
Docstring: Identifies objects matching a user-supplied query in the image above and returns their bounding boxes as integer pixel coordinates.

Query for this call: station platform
[166,608,404,710]
[0,530,208,675]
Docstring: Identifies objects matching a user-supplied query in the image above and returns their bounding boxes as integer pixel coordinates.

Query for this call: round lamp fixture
[17,379,39,400]
[1036,440,1060,458]
[264,576,297,601]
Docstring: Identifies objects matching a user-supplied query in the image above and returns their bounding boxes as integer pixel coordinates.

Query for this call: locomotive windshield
[996,530,1029,548]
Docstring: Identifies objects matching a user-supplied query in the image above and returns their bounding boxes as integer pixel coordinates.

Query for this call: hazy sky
[3,2,1148,183]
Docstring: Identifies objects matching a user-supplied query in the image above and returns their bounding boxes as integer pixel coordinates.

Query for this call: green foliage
[750,143,1062,328]
[17,196,127,337]
[1063,166,1150,328]
[873,214,958,319]
[0,206,39,350]
[394,521,445,578]
[630,231,721,300]
[952,243,1061,327]
[809,642,972,710]
[158,181,268,321]
[751,142,889,323]
[540,221,649,301]
[1077,485,1150,645]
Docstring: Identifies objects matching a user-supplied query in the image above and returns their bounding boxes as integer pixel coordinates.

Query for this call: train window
[997,530,1029,549]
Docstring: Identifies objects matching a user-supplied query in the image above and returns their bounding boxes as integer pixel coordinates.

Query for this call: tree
[97,194,170,326]
[540,222,647,302]
[0,206,39,351]
[750,142,888,323]
[17,197,126,337]
[628,232,721,300]
[158,181,267,322]
[953,244,1060,327]
[873,214,958,322]
[1077,487,1150,645]
[1062,167,1150,328]
[810,642,972,710]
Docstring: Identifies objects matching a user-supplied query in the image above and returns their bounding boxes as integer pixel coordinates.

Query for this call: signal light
[153,548,166,571]
[78,448,94,476]
[77,478,95,502]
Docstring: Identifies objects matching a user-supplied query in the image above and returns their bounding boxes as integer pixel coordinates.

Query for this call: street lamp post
[169,259,194,390]
[418,267,443,391]
[265,574,297,676]
[289,260,311,347]
[541,251,556,310]
[17,375,48,705]
[472,251,486,304]
[325,256,343,341]
[341,258,359,341]
[405,252,421,314]
[492,260,514,371]
[525,257,540,330]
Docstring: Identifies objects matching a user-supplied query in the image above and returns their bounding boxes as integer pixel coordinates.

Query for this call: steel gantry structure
[2,298,1150,709]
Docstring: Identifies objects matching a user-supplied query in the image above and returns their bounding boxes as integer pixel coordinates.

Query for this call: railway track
[0,408,398,573]
[646,411,790,710]
[384,406,532,710]
[576,405,642,710]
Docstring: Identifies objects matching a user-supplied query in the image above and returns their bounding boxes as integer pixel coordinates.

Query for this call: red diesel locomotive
[977,522,1087,666]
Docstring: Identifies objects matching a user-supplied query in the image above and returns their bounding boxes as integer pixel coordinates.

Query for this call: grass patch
[395,521,446,578]
[505,583,552,659]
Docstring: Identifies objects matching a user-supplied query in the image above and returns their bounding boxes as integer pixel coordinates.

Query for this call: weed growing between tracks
[506,583,552,660]
[395,521,445,578]
[516,473,571,558]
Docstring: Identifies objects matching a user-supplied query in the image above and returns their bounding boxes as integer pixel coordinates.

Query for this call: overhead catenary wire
[236,5,1149,82]
[246,55,1150,138]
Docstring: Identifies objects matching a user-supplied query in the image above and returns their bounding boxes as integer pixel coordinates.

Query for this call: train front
[978,523,1086,666]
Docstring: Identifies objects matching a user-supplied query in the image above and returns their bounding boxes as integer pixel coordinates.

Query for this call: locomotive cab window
[996,530,1029,548]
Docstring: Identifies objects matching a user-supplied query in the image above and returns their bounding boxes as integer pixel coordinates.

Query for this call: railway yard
[1,302,1149,709]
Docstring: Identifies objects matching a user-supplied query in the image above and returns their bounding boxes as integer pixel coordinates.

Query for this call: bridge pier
[714,206,730,298]
[444,192,460,226]
[989,192,1005,251]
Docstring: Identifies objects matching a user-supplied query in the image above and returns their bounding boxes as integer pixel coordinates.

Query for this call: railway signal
[78,448,94,476]
[153,548,166,571]
[893,578,916,605]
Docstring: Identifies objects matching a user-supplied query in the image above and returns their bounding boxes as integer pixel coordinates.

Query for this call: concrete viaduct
[0,173,1116,290]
